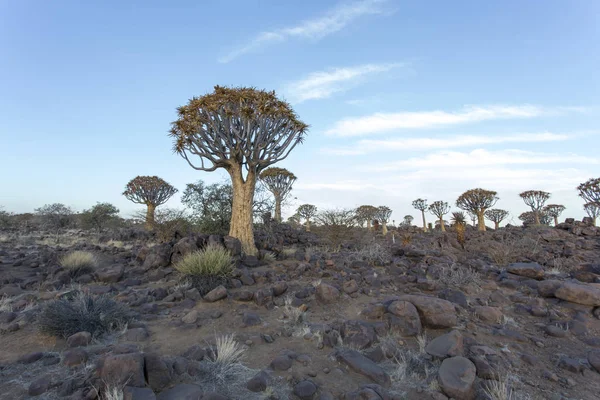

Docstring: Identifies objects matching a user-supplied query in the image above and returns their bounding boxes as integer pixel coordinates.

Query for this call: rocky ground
[0,220,599,400]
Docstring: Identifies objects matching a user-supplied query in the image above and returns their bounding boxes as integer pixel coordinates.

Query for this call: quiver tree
[375,206,392,235]
[123,176,177,230]
[403,215,414,226]
[170,86,308,255]
[577,178,600,205]
[355,205,378,230]
[259,167,296,223]
[519,190,551,225]
[412,199,428,232]
[519,211,551,226]
[456,188,498,231]
[428,201,450,232]
[467,211,477,227]
[584,202,599,226]
[484,208,509,230]
[297,204,317,232]
[543,204,566,226]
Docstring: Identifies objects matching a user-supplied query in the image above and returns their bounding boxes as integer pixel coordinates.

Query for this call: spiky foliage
[170,86,308,255]
[80,202,120,233]
[577,177,600,205]
[259,167,297,223]
[485,208,509,229]
[519,211,551,226]
[412,199,428,232]
[355,205,378,230]
[123,176,177,230]
[297,204,317,232]
[584,202,599,226]
[451,212,467,249]
[456,188,498,231]
[519,190,551,225]
[543,204,566,226]
[375,206,392,235]
[428,201,450,232]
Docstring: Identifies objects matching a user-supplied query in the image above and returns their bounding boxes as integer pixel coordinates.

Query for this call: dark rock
[294,380,317,399]
[335,349,391,387]
[425,330,463,358]
[67,331,92,347]
[341,320,377,350]
[386,300,422,336]
[123,386,157,400]
[28,375,52,396]
[62,348,88,366]
[204,285,228,302]
[438,356,476,400]
[316,283,340,303]
[507,263,544,279]
[398,295,457,328]
[99,353,145,387]
[271,355,293,371]
[242,312,262,326]
[156,384,203,400]
[246,370,269,392]
[144,353,172,392]
[143,244,172,270]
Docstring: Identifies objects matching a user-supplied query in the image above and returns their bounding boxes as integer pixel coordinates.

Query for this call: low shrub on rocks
[38,291,131,338]
[59,251,97,278]
[174,245,234,295]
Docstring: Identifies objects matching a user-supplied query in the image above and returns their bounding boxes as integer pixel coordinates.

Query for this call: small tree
[403,215,414,226]
[428,201,450,232]
[35,203,74,241]
[543,204,566,226]
[412,199,428,232]
[519,211,551,226]
[0,207,12,230]
[456,188,498,231]
[519,190,551,225]
[123,176,178,230]
[577,177,600,205]
[375,206,392,235]
[451,211,467,249]
[467,211,478,227]
[81,203,119,233]
[170,86,308,255]
[355,205,378,230]
[584,202,599,226]
[484,208,509,230]
[297,204,317,232]
[259,167,296,223]
[317,208,356,249]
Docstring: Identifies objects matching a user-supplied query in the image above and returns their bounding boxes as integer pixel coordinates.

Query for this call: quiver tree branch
[456,188,498,231]
[577,178,600,205]
[170,86,308,255]
[356,205,378,230]
[123,176,177,230]
[297,204,317,232]
[428,201,450,232]
[519,190,551,225]
[412,198,428,232]
[259,167,296,223]
[375,206,392,235]
[484,208,509,229]
[584,202,599,226]
[543,204,566,226]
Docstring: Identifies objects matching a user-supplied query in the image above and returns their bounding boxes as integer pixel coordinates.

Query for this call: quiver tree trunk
[421,210,427,232]
[366,220,372,231]
[439,218,446,232]
[553,216,558,226]
[382,223,388,236]
[274,197,282,223]
[477,211,486,231]
[534,212,541,225]
[494,221,500,230]
[229,165,257,256]
[305,219,311,232]
[145,204,156,231]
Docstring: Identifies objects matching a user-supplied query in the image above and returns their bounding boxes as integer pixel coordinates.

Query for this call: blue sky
[1,0,598,224]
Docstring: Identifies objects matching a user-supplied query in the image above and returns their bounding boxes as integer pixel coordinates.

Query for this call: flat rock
[426,330,463,358]
[398,295,457,328]
[438,356,476,400]
[335,349,391,387]
[473,306,503,323]
[507,263,544,279]
[555,282,600,306]
[204,285,228,302]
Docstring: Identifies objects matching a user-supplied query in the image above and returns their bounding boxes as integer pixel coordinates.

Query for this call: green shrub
[38,292,131,338]
[174,245,234,277]
[60,251,97,278]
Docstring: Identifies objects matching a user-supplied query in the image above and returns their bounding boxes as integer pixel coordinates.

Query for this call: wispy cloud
[218,0,390,63]
[324,104,584,137]
[322,132,572,155]
[283,63,403,103]
[368,148,600,171]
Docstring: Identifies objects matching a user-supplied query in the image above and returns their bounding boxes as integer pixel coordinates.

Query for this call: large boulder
[143,244,173,270]
[144,353,172,392]
[171,236,199,264]
[425,330,463,358]
[386,300,422,336]
[555,282,600,306]
[341,320,377,350]
[438,356,476,400]
[398,295,457,328]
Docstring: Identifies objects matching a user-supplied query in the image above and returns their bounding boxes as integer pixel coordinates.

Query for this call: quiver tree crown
[122,176,177,206]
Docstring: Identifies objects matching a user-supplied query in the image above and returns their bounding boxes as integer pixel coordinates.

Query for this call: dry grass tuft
[60,251,97,278]
[0,295,13,312]
[206,334,248,385]
[439,263,482,287]
[174,245,234,277]
[259,251,277,263]
[482,375,516,400]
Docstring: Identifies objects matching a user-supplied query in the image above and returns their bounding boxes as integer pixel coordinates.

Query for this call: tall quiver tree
[484,209,509,229]
[456,188,498,231]
[412,199,428,232]
[543,204,566,226]
[375,206,392,235]
[577,178,600,205]
[170,86,308,255]
[356,205,378,230]
[584,202,599,226]
[297,204,317,232]
[123,176,177,230]
[519,190,551,225]
[428,201,450,232]
[259,167,296,223]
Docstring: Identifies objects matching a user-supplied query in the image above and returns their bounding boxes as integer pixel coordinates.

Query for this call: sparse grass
[502,315,518,328]
[439,263,482,287]
[0,295,13,312]
[416,333,427,354]
[101,385,124,400]
[482,374,516,400]
[170,278,192,293]
[311,278,322,288]
[173,245,234,277]
[259,251,277,263]
[388,349,438,386]
[38,291,131,338]
[206,334,247,385]
[353,242,391,266]
[60,251,98,278]
[281,296,306,326]
[281,246,298,258]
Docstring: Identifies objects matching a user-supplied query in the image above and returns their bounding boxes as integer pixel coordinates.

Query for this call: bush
[38,292,131,338]
[174,245,234,277]
[60,251,98,278]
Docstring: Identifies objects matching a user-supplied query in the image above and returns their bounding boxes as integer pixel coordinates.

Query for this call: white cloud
[283,63,403,103]
[369,148,600,171]
[324,104,576,137]
[219,0,390,63]
[322,132,572,155]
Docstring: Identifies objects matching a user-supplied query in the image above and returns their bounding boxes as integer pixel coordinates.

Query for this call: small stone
[271,355,293,371]
[246,370,269,392]
[182,310,199,324]
[67,331,92,347]
[293,380,317,399]
[203,286,227,302]
[242,312,261,326]
[62,348,88,366]
[316,283,340,303]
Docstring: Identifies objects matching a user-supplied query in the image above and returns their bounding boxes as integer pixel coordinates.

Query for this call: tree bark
[274,196,282,223]
[534,211,541,225]
[477,211,486,231]
[145,203,156,231]
[229,165,257,255]
[382,223,388,236]
[439,217,445,232]
[421,210,427,232]
[366,220,372,231]
[305,219,311,232]
[553,216,558,226]
[593,217,597,226]
[494,221,499,230]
